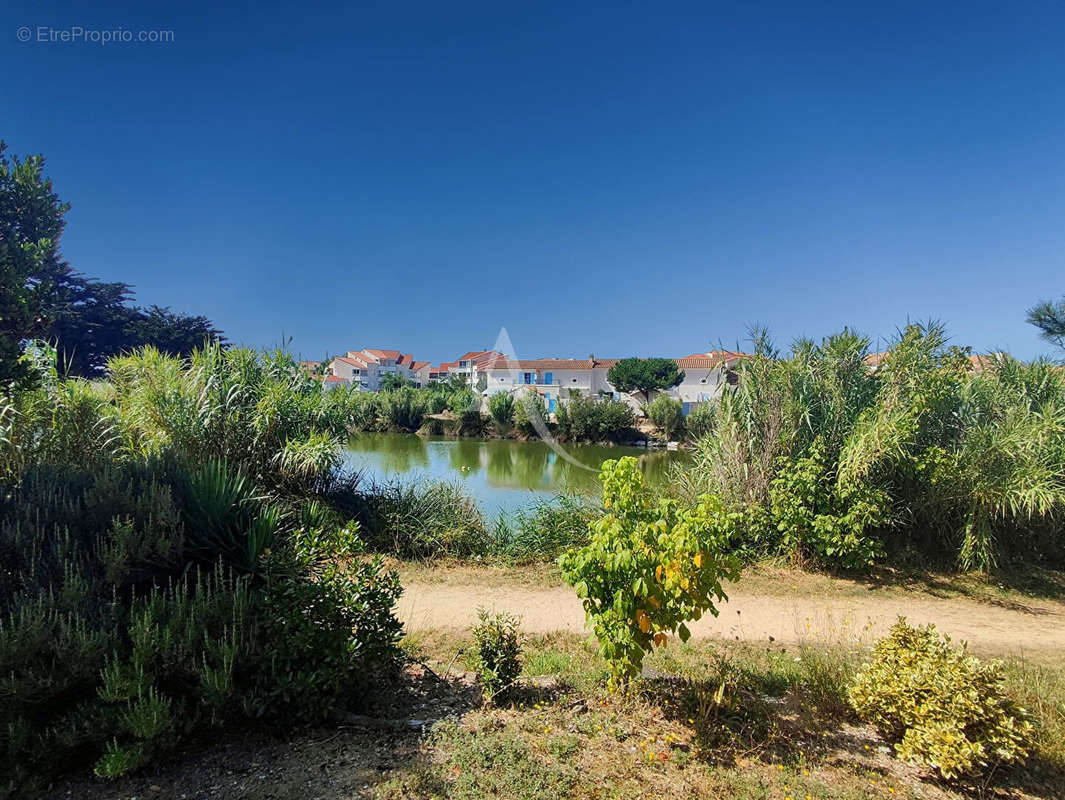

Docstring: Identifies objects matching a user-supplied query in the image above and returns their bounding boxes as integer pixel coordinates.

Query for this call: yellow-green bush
[848,618,1032,779]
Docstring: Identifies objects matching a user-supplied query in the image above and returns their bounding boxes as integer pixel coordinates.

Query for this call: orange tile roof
[411,361,430,370]
[324,375,346,383]
[362,349,401,361]
[483,357,604,370]
[334,356,369,368]
[483,354,743,371]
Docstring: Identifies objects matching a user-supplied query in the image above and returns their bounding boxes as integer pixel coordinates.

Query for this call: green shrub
[458,404,489,437]
[0,459,404,794]
[108,344,348,490]
[341,389,382,431]
[471,609,522,703]
[848,618,1033,779]
[644,394,685,440]
[558,457,740,683]
[0,344,406,792]
[555,394,636,443]
[514,390,547,438]
[488,392,515,434]
[767,439,889,568]
[685,401,716,440]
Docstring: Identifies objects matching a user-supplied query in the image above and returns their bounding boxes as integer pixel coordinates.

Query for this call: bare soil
[396,565,1065,659]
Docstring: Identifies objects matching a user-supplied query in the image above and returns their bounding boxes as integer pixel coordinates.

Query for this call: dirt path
[397,572,1065,657]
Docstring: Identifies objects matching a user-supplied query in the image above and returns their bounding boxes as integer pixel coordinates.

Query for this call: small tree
[607,358,684,403]
[558,457,740,684]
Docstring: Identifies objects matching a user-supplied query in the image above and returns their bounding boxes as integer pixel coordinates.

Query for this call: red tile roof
[482,357,579,370]
[324,375,346,383]
[362,349,402,361]
[411,361,430,370]
[334,356,369,368]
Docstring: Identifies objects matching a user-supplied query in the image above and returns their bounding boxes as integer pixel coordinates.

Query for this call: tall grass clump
[514,389,547,438]
[491,494,600,562]
[488,391,516,435]
[352,479,489,559]
[381,386,428,432]
[677,323,1065,571]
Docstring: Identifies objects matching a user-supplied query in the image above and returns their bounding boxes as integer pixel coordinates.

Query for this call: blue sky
[4,1,1064,363]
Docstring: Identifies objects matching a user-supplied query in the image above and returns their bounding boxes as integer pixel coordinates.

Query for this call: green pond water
[341,433,688,516]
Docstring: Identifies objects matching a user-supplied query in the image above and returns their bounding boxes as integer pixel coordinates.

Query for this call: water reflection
[342,434,685,515]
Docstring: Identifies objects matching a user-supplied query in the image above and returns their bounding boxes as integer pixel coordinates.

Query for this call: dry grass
[386,629,1065,800]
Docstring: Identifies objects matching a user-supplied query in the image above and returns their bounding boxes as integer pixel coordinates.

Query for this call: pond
[341,433,688,516]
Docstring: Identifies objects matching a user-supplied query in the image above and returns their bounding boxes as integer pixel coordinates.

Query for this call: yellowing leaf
[636,609,651,633]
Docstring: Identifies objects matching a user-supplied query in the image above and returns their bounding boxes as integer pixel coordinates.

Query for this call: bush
[685,401,715,440]
[644,395,685,440]
[848,618,1033,779]
[558,457,740,683]
[554,394,636,443]
[488,392,515,435]
[514,390,547,438]
[0,345,406,793]
[107,344,347,490]
[471,609,522,703]
[0,462,403,794]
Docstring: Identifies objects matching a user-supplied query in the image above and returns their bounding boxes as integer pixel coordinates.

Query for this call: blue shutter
[544,371,553,385]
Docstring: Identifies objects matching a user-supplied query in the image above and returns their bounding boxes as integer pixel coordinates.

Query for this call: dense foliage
[676,324,1065,570]
[513,389,547,438]
[0,345,403,796]
[559,458,740,683]
[554,392,637,443]
[488,391,515,434]
[644,394,685,440]
[849,619,1032,779]
[606,357,685,402]
[471,609,522,703]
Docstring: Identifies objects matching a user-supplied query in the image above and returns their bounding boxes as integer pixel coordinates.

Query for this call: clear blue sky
[4,0,1064,363]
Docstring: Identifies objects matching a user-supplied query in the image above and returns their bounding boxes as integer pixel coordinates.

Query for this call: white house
[327,348,419,391]
[480,351,747,415]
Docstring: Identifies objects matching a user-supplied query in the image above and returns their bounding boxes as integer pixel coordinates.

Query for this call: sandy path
[398,578,1065,657]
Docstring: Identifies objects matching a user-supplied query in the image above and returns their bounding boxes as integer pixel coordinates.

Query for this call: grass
[389,629,1065,800]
